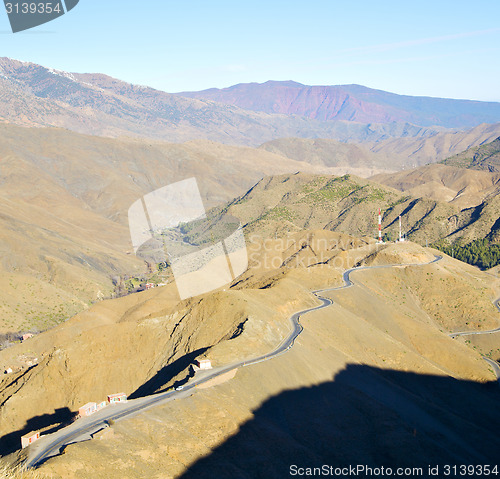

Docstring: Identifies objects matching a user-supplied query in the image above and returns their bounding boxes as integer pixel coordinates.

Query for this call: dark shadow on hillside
[180,365,500,479]
[0,407,73,457]
[129,347,208,399]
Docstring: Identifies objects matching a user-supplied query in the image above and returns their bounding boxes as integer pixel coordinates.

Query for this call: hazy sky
[1,0,499,100]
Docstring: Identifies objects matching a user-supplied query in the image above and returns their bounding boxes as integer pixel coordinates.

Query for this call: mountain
[441,135,500,171]
[0,123,328,337]
[0,58,444,146]
[371,164,500,208]
[258,123,500,174]
[178,80,500,129]
[3,236,499,474]
[183,172,499,249]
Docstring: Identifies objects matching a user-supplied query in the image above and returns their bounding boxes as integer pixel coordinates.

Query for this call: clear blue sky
[1,0,499,100]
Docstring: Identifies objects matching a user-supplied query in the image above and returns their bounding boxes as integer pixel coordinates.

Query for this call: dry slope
[31,242,500,478]
[0,231,374,457]
[0,124,325,334]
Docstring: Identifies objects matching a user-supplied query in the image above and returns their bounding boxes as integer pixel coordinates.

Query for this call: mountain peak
[178,81,500,128]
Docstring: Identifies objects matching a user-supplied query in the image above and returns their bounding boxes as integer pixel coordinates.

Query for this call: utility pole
[378,208,382,243]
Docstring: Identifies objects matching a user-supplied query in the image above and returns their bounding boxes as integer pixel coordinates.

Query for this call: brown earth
[22,242,499,478]
[0,231,374,457]
[372,163,500,208]
[0,124,331,334]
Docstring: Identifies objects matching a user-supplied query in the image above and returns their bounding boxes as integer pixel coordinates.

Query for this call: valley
[0,54,499,479]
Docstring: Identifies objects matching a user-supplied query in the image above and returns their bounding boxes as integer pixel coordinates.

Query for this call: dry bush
[0,463,46,479]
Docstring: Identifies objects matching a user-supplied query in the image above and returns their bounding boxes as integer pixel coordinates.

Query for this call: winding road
[448,298,500,379]
[25,253,500,468]
[449,298,500,338]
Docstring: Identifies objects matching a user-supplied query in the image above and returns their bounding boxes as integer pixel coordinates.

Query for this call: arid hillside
[195,172,499,247]
[259,123,500,174]
[0,231,377,457]
[372,163,500,208]
[366,122,500,167]
[373,136,500,205]
[2,144,498,338]
[441,135,500,171]
[24,242,500,478]
[0,124,327,335]
[259,137,398,177]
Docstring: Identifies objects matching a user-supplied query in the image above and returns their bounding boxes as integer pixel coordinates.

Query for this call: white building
[196,359,212,370]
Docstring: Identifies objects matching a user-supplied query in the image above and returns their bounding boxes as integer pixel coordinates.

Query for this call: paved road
[483,357,500,378]
[447,297,500,380]
[31,253,489,469]
[449,298,500,338]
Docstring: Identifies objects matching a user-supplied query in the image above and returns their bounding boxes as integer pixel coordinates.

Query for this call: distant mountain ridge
[0,57,444,146]
[178,80,500,129]
[259,123,500,174]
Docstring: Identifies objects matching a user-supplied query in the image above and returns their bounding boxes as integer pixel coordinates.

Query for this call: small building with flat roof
[195,359,212,370]
[107,393,127,404]
[78,402,97,417]
[21,432,40,449]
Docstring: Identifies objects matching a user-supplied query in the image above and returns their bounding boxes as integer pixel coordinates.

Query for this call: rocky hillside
[0,231,377,457]
[441,135,500,171]
[23,242,500,478]
[192,172,499,247]
[0,124,324,335]
[372,163,500,208]
[260,123,500,174]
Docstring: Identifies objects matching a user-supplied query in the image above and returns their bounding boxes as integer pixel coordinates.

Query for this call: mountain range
[2,58,500,149]
[1,58,500,476]
[0,58,439,146]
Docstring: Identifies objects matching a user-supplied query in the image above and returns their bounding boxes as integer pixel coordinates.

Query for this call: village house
[107,393,127,404]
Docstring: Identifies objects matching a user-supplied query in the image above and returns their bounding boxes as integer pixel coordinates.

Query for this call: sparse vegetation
[434,238,500,269]
[0,463,46,479]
